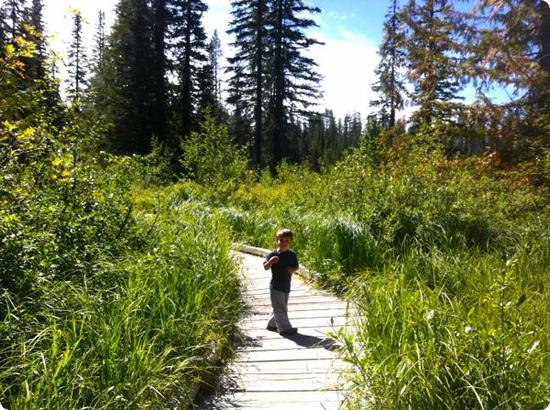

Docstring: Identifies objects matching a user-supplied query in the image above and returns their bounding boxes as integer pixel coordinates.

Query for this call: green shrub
[180,111,252,195]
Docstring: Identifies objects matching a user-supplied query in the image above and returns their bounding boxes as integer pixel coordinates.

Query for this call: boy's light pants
[267,289,293,332]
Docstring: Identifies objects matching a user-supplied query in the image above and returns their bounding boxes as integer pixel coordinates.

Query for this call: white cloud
[309,29,380,118]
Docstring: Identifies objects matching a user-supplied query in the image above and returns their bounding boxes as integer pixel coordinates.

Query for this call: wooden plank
[233,377,342,392]
[236,347,334,362]
[245,325,354,340]
[237,335,342,351]
[242,315,354,329]
[251,300,350,311]
[199,393,344,410]
[235,358,348,373]
[245,295,343,305]
[247,308,358,320]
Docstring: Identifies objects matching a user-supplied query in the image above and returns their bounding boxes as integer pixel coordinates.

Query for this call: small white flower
[426,310,434,320]
[528,340,540,355]
[464,325,473,333]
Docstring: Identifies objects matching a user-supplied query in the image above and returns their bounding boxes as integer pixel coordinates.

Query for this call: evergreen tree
[151,0,168,143]
[28,0,63,120]
[402,0,464,125]
[86,10,112,119]
[107,0,156,154]
[209,30,222,104]
[169,0,208,141]
[93,10,106,68]
[371,0,406,129]
[469,0,550,159]
[26,0,47,82]
[268,0,323,172]
[227,0,269,166]
[1,0,26,42]
[226,60,253,147]
[66,10,88,105]
[197,30,223,116]
[0,7,6,53]
[349,112,362,147]
[473,1,550,110]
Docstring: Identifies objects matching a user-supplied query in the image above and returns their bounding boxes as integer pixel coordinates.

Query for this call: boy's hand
[263,255,279,270]
[287,266,298,275]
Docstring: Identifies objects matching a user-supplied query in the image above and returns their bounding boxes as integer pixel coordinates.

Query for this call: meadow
[1,118,548,409]
[162,125,550,409]
[0,137,244,408]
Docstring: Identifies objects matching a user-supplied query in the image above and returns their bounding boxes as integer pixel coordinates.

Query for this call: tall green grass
[337,239,549,409]
[1,188,244,409]
[164,144,550,408]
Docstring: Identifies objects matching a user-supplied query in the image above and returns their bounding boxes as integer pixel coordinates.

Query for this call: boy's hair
[276,228,293,240]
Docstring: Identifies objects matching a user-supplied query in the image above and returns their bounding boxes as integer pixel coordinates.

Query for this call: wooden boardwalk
[198,251,355,409]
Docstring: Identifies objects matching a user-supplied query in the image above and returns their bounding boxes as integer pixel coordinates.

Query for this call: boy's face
[277,235,292,251]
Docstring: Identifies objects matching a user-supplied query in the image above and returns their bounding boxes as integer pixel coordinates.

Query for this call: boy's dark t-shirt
[266,249,299,293]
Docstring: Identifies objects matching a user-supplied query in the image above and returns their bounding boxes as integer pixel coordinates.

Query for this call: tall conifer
[402,0,464,125]
[66,10,88,105]
[169,0,208,140]
[371,0,406,129]
[268,0,322,171]
[197,31,223,116]
[1,0,26,42]
[227,0,269,166]
[108,0,156,154]
[25,0,48,82]
[151,0,168,143]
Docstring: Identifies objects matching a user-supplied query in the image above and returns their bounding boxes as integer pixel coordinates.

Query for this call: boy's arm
[287,266,299,274]
[263,254,279,270]
[287,253,299,274]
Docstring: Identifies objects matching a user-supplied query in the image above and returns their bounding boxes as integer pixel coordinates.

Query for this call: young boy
[263,228,299,336]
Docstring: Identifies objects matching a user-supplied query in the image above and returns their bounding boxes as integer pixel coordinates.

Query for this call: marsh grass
[162,147,550,408]
[1,188,244,409]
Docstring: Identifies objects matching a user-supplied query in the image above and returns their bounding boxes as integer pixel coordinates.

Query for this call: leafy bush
[180,111,252,195]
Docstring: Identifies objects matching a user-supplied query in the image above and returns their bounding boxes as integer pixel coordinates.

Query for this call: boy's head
[276,228,293,251]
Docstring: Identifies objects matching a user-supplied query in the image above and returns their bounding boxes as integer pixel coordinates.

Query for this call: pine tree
[169,0,208,141]
[268,0,323,172]
[107,0,156,154]
[402,0,464,126]
[86,10,112,117]
[66,10,88,105]
[469,0,550,158]
[26,0,47,82]
[151,0,168,143]
[1,0,26,43]
[371,0,407,129]
[473,1,550,109]
[28,0,62,119]
[0,7,5,54]
[209,30,222,104]
[94,10,106,67]
[227,0,269,166]
[197,31,223,115]
[349,112,362,147]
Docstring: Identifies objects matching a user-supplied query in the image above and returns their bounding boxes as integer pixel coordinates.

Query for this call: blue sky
[313,0,386,45]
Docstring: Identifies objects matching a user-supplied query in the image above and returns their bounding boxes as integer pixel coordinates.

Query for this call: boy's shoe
[279,327,298,336]
[266,325,278,332]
